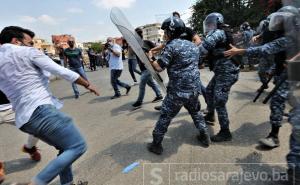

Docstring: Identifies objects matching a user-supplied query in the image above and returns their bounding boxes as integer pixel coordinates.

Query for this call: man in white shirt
[106,37,131,99]
[0,26,99,185]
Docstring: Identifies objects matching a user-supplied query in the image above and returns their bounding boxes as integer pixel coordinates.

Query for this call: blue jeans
[137,70,162,103]
[128,59,141,82]
[20,104,87,185]
[111,69,130,96]
[70,67,88,96]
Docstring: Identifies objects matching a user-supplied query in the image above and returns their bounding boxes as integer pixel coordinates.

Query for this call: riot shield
[110,7,167,94]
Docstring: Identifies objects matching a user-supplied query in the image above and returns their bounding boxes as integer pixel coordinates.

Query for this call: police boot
[197,130,211,147]
[147,136,163,155]
[204,112,215,125]
[259,125,280,148]
[211,129,232,142]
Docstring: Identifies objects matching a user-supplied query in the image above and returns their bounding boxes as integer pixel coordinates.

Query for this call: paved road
[0,64,292,185]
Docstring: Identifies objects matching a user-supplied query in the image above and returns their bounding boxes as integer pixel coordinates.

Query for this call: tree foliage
[90,42,103,53]
[189,0,283,34]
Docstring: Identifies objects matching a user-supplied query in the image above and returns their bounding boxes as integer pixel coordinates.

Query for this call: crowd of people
[0,4,300,185]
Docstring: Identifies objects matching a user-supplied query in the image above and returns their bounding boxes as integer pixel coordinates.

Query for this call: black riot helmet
[203,12,224,35]
[161,16,185,39]
[269,12,296,32]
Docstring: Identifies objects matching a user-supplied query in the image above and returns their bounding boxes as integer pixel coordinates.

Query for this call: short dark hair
[135,27,143,38]
[172,11,180,18]
[0,26,35,44]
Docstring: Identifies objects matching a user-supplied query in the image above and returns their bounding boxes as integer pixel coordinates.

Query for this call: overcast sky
[0,0,195,42]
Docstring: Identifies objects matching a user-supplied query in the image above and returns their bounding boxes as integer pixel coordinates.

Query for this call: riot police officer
[224,11,299,148]
[199,13,240,142]
[147,16,210,155]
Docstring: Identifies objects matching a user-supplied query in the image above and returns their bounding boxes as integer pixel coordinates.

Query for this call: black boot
[204,112,215,125]
[197,130,211,147]
[211,129,232,142]
[147,142,163,155]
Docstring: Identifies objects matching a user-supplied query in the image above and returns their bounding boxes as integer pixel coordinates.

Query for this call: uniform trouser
[258,58,274,85]
[201,83,207,104]
[287,106,300,170]
[270,76,289,127]
[152,92,207,144]
[206,72,239,130]
[70,67,88,96]
[110,69,130,96]
[0,108,39,149]
[136,70,162,103]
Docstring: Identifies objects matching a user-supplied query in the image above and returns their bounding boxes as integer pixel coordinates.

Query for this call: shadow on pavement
[226,152,289,185]
[88,95,111,104]
[3,158,38,175]
[74,120,210,184]
[211,122,270,147]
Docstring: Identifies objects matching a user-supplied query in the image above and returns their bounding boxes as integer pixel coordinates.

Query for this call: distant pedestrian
[106,37,131,99]
[64,38,89,99]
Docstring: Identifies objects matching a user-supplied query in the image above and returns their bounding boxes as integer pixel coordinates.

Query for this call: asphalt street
[0,63,293,185]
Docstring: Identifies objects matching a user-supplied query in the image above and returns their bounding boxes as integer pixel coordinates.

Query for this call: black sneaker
[126,87,131,95]
[147,142,163,155]
[111,94,121,99]
[211,129,232,142]
[204,112,215,125]
[259,136,280,148]
[154,106,162,111]
[132,101,142,108]
[152,96,163,103]
[197,130,211,147]
[75,94,79,99]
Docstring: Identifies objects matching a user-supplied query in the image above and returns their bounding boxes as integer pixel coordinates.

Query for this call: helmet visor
[203,17,217,35]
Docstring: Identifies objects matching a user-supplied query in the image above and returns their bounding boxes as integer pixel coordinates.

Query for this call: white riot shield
[110,7,167,94]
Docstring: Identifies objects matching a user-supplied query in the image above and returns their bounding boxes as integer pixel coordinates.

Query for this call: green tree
[190,0,269,34]
[90,42,103,53]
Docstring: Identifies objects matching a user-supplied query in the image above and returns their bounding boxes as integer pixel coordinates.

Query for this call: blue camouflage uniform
[287,82,300,172]
[199,29,240,130]
[258,56,275,85]
[245,37,295,127]
[152,39,207,144]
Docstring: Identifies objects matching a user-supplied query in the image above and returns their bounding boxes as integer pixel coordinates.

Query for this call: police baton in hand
[253,75,273,102]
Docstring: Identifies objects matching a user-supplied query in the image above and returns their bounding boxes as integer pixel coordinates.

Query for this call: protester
[58,47,65,67]
[0,26,99,185]
[64,38,89,99]
[87,48,96,71]
[127,46,141,84]
[131,28,163,108]
[106,37,131,99]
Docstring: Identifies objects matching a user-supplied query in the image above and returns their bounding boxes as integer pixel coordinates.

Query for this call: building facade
[141,23,164,43]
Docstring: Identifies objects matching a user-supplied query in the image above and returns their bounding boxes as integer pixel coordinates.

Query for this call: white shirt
[0,104,12,111]
[108,44,123,70]
[0,44,80,128]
